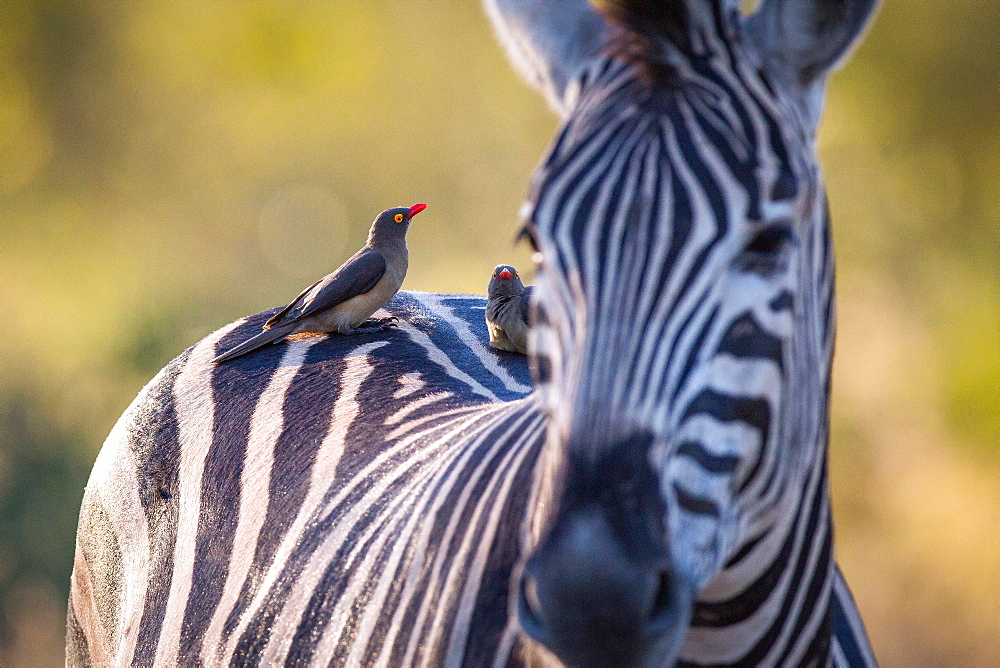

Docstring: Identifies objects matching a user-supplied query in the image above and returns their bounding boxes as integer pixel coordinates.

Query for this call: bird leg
[348,317,399,334]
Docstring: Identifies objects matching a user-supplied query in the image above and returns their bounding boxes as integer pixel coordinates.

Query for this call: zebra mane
[592,0,737,84]
[594,0,694,53]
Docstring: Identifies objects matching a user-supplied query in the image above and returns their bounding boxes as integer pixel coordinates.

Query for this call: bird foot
[350,317,399,334]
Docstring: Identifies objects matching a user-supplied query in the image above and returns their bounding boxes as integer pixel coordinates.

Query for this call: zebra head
[485,0,880,664]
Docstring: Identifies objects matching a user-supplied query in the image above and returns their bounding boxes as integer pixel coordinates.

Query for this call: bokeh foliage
[0,1,996,665]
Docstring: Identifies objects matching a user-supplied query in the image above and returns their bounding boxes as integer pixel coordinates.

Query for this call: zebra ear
[747,0,881,85]
[483,0,613,117]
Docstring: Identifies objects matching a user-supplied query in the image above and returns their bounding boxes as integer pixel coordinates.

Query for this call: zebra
[67,0,882,665]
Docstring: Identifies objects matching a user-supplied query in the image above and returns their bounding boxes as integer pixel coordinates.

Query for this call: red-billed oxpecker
[486,264,532,355]
[213,203,426,363]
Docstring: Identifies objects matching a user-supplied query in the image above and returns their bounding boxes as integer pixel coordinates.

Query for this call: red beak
[497,268,514,280]
[408,203,427,217]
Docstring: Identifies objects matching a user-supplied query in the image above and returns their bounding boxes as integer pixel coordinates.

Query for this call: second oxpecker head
[488,264,526,299]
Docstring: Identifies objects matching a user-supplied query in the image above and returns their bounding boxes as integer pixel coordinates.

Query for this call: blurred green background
[0,1,996,665]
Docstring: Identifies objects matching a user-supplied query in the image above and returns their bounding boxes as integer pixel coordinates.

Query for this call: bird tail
[212,323,295,363]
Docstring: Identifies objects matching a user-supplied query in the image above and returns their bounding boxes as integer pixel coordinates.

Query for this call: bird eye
[394,213,404,223]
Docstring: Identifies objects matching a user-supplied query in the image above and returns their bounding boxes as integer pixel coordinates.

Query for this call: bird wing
[519,286,533,324]
[266,248,387,327]
[265,276,326,328]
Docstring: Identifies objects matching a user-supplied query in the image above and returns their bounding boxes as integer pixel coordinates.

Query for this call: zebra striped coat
[68,294,873,666]
[68,294,543,665]
[69,0,882,665]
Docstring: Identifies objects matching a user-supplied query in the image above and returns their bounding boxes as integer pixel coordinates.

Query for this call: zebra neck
[685,449,835,664]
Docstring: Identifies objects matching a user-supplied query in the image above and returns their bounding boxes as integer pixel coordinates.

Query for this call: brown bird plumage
[213,203,425,363]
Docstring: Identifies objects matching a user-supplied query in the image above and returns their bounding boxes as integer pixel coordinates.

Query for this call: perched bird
[213,203,426,363]
[485,264,532,355]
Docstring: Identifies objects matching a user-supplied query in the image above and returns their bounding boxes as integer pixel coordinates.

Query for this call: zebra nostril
[517,573,548,643]
[646,569,676,632]
[524,575,541,615]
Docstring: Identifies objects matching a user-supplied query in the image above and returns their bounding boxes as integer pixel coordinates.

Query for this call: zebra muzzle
[517,508,694,667]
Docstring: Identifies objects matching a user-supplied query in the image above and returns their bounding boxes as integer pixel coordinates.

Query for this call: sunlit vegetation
[0,1,996,665]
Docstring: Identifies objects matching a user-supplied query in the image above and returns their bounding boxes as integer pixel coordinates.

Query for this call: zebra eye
[739,225,794,274]
[516,222,540,253]
[532,353,553,385]
[746,226,791,254]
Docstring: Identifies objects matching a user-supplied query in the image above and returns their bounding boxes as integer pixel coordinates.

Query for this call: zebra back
[68,293,541,666]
